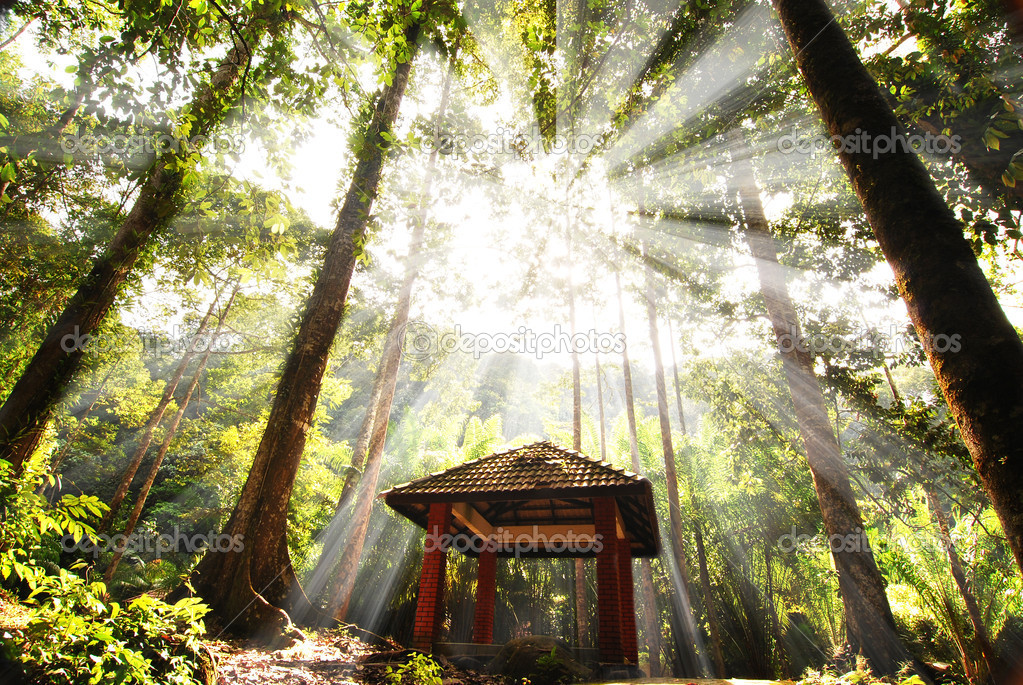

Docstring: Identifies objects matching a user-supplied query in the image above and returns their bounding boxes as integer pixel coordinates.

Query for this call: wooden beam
[447,509,601,547]
[452,502,492,538]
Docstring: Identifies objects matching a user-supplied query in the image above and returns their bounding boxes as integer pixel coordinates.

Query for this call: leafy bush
[13,569,212,685]
[1,458,215,684]
[531,647,574,685]
[798,658,932,685]
[384,653,443,685]
[108,555,194,598]
[0,458,107,589]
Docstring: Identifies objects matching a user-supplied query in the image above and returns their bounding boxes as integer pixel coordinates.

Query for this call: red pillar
[473,548,497,644]
[594,497,624,663]
[617,538,639,664]
[412,502,452,650]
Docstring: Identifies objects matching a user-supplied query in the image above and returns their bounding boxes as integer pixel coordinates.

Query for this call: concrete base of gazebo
[433,643,647,683]
[432,642,601,665]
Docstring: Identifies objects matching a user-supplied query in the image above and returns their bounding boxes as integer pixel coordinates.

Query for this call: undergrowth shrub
[1,458,106,590]
[2,459,214,684]
[798,657,944,685]
[384,653,443,685]
[13,569,212,685]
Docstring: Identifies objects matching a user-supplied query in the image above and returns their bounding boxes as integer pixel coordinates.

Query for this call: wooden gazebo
[380,441,661,665]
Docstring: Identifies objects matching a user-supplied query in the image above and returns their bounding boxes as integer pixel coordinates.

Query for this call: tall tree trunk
[48,354,123,475]
[771,0,1023,579]
[728,128,912,674]
[570,286,582,454]
[332,367,386,516]
[0,19,273,473]
[924,487,1004,682]
[643,252,700,676]
[183,22,421,641]
[0,44,115,209]
[297,259,398,618]
[881,366,1002,680]
[694,521,726,676]
[0,17,34,52]
[882,364,902,406]
[98,293,223,533]
[764,545,788,677]
[883,2,1022,212]
[321,298,407,621]
[666,318,687,434]
[616,273,642,471]
[616,271,662,677]
[595,355,606,461]
[666,318,727,677]
[103,286,238,582]
[1,42,115,148]
[306,41,459,625]
[1006,0,1023,39]
[568,230,590,650]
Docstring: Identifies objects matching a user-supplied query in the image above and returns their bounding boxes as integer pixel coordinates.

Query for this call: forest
[0,0,1022,683]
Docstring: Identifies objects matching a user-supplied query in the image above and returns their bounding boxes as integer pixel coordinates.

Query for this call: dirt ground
[211,631,509,685]
[1,597,779,685]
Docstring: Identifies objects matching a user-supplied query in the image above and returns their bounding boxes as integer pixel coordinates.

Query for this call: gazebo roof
[380,441,661,557]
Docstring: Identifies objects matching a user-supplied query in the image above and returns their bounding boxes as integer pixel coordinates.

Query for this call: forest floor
[1,596,779,685]
[210,629,781,685]
[210,629,368,684]
[0,592,31,633]
[211,630,508,685]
